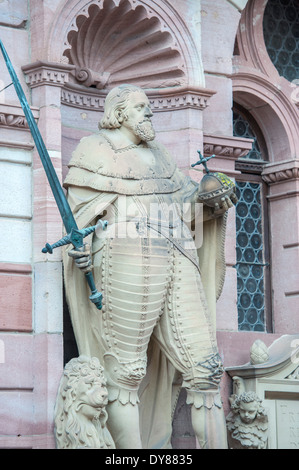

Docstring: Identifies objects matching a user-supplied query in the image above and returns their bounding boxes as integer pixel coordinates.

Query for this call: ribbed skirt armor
[93,227,223,402]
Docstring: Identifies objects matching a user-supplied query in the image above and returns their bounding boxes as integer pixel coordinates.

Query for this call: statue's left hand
[213,189,238,215]
[197,172,238,216]
[68,243,93,273]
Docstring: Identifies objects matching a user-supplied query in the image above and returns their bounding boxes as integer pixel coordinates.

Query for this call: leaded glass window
[233,110,269,331]
[233,111,263,161]
[235,182,266,331]
[263,0,299,83]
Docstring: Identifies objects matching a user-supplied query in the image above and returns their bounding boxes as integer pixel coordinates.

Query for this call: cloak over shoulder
[64,129,183,195]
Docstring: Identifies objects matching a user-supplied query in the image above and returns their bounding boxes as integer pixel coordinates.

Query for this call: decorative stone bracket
[0,103,39,150]
[0,103,39,130]
[74,67,110,89]
[262,160,299,185]
[203,134,253,160]
[22,61,76,89]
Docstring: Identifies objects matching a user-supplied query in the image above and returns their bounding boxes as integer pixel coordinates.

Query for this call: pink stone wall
[232,0,299,339]
[0,0,64,449]
[212,0,299,425]
[0,0,298,449]
[0,333,63,448]
[0,264,32,331]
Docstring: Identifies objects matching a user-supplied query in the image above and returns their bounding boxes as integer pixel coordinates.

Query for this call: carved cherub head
[231,391,263,424]
[54,355,114,449]
[226,391,268,449]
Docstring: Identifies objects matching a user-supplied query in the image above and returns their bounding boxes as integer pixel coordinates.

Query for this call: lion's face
[54,356,115,449]
[75,373,109,419]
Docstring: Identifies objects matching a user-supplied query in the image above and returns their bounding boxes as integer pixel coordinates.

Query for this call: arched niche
[233,73,298,162]
[43,0,219,180]
[234,0,298,84]
[232,0,299,161]
[46,0,205,90]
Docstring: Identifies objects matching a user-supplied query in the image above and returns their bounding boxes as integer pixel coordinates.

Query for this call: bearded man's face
[121,91,155,142]
[134,119,155,142]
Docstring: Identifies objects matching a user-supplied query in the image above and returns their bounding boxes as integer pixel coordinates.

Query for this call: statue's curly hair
[99,84,143,129]
[231,391,267,420]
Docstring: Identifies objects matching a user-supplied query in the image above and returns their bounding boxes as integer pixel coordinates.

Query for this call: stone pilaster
[22,61,75,332]
[262,160,299,333]
[21,61,75,443]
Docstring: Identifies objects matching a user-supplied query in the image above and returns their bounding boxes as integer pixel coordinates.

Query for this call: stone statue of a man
[63,84,236,449]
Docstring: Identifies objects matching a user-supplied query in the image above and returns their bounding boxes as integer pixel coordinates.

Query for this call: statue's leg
[97,235,171,449]
[105,400,142,448]
[153,246,228,449]
[103,354,147,449]
[187,389,227,449]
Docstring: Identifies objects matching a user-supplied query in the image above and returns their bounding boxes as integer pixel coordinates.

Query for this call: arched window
[233,105,271,331]
[263,0,299,83]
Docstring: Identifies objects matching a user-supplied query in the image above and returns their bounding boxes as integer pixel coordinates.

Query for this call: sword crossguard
[42,221,108,254]
[41,221,108,311]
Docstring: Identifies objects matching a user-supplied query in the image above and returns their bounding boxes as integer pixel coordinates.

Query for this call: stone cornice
[262,160,299,184]
[0,110,28,130]
[22,61,76,88]
[226,334,299,380]
[148,86,216,112]
[0,139,34,150]
[61,82,216,111]
[203,133,253,159]
[0,103,39,131]
[61,83,106,109]
[235,159,265,174]
[21,61,216,111]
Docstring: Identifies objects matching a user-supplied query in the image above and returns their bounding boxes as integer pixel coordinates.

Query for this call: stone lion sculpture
[54,355,115,449]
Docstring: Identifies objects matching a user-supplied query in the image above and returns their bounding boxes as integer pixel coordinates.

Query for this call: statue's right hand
[68,243,93,273]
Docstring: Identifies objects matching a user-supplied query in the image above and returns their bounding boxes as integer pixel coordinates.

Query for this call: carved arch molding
[232,0,299,161]
[47,0,203,91]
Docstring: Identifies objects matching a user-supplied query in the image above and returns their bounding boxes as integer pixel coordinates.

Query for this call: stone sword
[0,39,107,310]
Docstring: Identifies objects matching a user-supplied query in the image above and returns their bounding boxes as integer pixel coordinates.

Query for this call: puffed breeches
[93,233,224,404]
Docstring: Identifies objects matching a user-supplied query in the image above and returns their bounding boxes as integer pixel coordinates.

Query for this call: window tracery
[263,0,299,83]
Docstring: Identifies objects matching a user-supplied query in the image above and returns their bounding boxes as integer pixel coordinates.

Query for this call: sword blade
[0,40,104,309]
[0,39,77,235]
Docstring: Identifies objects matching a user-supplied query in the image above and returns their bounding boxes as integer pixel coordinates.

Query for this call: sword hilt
[41,221,108,253]
[85,271,103,310]
[42,236,71,254]
[41,221,108,310]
